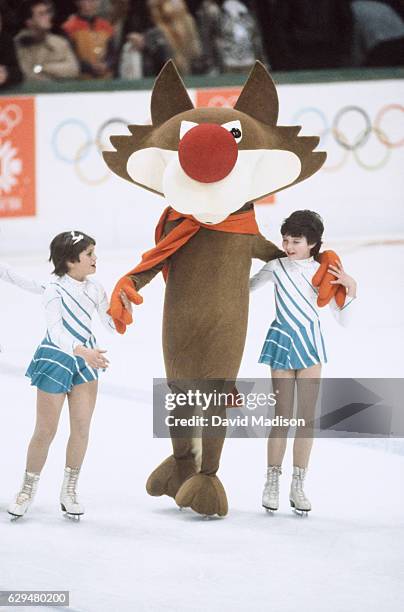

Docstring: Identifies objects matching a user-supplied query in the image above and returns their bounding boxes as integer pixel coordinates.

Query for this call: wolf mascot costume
[103,61,343,517]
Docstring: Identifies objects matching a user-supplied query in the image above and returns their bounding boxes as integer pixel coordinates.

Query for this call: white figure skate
[290,466,311,516]
[8,471,40,520]
[60,467,84,520]
[262,465,282,512]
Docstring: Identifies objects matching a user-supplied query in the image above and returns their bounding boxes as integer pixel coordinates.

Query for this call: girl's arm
[92,281,120,333]
[328,262,357,327]
[0,263,45,295]
[250,260,276,292]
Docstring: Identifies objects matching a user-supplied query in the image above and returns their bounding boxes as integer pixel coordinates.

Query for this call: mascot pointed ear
[151,60,194,126]
[234,61,279,126]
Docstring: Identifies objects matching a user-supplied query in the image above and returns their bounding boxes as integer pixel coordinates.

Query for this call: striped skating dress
[26,274,116,393]
[250,257,356,370]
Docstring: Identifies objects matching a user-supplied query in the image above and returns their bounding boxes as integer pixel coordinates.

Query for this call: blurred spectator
[62,0,116,78]
[106,0,130,49]
[14,1,80,81]
[216,0,266,73]
[350,0,404,66]
[146,0,202,74]
[0,1,23,88]
[196,0,223,74]
[120,0,202,78]
[119,25,172,78]
[263,0,354,71]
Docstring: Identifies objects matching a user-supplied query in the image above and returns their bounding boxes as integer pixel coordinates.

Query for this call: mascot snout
[178,123,238,183]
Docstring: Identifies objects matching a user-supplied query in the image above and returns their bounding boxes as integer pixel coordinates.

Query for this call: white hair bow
[70,231,84,245]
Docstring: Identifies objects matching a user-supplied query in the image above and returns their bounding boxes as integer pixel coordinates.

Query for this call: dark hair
[49,231,96,277]
[281,210,324,260]
[20,0,52,23]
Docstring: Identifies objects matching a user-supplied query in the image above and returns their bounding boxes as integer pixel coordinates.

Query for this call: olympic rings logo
[51,118,130,185]
[0,104,23,138]
[291,104,404,171]
[52,104,404,183]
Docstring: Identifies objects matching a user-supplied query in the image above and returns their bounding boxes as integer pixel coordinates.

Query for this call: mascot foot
[146,455,196,499]
[175,474,228,517]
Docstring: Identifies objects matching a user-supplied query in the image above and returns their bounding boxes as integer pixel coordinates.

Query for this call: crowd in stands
[1,0,404,89]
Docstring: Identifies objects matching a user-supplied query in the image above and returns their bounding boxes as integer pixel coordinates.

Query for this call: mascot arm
[252,233,285,262]
[313,250,346,308]
[129,261,165,292]
[108,261,165,335]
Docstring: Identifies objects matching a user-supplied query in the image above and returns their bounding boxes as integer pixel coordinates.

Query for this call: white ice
[0,244,403,612]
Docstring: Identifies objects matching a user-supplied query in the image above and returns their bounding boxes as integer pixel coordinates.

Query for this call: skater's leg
[267,368,296,466]
[8,390,64,518]
[289,364,321,513]
[261,369,295,511]
[59,381,97,518]
[293,364,321,468]
[66,380,98,469]
[26,389,65,473]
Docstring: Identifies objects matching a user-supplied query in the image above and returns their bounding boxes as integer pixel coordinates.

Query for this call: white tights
[268,364,321,469]
[26,381,98,474]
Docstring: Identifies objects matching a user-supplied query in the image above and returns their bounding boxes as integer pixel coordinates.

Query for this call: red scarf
[128,206,259,281]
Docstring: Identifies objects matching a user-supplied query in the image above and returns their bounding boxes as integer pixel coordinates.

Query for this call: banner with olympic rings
[0,97,36,219]
[0,78,403,255]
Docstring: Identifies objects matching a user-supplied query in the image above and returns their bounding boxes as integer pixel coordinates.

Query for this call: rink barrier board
[1,67,404,97]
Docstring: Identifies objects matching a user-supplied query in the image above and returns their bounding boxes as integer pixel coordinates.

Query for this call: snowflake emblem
[0,140,22,193]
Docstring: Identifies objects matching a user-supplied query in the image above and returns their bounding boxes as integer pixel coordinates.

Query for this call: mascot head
[103,61,326,224]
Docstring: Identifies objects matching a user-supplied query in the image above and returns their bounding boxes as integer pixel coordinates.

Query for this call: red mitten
[108,276,143,334]
[312,250,346,308]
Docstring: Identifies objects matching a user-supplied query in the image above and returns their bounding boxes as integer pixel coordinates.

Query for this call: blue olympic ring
[51,118,92,164]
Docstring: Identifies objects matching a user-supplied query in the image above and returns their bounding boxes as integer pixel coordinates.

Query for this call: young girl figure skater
[250,211,357,515]
[3,231,131,520]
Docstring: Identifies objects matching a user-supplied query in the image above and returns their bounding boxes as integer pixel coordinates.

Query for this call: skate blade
[290,500,310,516]
[65,513,81,521]
[60,503,83,521]
[263,504,278,513]
[8,512,23,521]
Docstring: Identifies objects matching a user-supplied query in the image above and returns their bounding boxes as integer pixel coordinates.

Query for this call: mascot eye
[222,120,242,143]
[180,120,199,140]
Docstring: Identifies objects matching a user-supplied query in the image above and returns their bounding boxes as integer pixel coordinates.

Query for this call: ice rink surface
[0,244,403,612]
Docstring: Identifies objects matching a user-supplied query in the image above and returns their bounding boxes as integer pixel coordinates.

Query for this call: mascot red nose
[103,60,343,517]
[178,123,238,183]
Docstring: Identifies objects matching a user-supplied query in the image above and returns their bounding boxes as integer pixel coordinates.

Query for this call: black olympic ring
[332,106,372,151]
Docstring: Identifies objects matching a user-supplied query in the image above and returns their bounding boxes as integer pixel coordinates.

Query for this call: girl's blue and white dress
[24,275,116,393]
[250,257,356,370]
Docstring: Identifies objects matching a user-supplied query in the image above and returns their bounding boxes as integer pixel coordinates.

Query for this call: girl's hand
[328,262,357,298]
[108,276,142,334]
[74,346,110,369]
[120,290,133,314]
